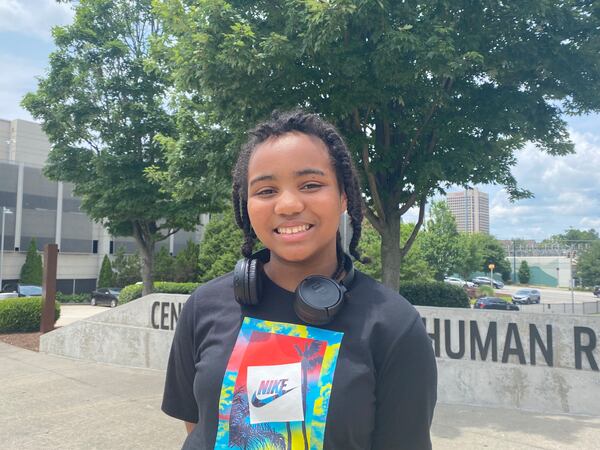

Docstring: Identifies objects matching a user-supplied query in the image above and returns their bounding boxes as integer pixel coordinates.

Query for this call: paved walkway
[55,304,105,327]
[1,341,600,449]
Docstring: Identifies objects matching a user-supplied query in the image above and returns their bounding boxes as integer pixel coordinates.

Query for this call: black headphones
[233,248,355,326]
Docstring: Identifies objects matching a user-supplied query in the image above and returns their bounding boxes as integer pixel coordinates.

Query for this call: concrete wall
[40,297,600,416]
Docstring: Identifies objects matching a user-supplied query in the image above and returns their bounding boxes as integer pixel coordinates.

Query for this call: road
[498,284,598,304]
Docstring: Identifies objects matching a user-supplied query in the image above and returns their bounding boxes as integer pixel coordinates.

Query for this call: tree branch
[354,108,386,223]
[363,199,385,235]
[398,191,419,216]
[400,197,426,259]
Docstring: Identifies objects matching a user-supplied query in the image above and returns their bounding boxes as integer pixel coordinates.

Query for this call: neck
[264,250,339,293]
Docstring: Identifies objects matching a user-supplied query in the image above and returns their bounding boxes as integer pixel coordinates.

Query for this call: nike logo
[251,386,297,408]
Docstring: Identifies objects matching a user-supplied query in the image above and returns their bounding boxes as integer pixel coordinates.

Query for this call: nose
[274,189,304,216]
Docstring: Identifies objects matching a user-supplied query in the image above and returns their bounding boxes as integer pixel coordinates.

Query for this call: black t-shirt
[162,270,437,449]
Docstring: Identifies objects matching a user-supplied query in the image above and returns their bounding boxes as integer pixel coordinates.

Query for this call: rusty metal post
[40,243,58,333]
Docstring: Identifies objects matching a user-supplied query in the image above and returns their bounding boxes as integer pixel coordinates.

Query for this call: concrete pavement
[55,303,105,327]
[2,341,600,449]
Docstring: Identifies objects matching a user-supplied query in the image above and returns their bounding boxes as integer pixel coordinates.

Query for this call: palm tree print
[229,386,286,450]
[294,340,324,450]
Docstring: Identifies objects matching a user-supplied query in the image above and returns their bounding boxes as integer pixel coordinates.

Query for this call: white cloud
[0,0,74,42]
[489,130,600,239]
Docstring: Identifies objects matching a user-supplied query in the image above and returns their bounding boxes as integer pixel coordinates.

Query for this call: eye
[301,182,323,191]
[254,187,276,196]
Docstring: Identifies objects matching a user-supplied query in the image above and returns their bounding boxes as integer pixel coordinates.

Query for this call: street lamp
[0,207,14,291]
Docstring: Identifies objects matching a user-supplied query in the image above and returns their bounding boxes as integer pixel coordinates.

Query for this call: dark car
[511,288,541,305]
[594,286,600,298]
[474,296,519,311]
[1,283,43,297]
[471,276,504,289]
[90,288,121,307]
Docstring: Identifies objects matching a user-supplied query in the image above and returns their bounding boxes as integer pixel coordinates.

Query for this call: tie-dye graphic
[215,317,343,450]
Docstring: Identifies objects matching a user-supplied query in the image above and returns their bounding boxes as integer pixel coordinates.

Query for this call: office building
[446,188,490,234]
[0,118,206,293]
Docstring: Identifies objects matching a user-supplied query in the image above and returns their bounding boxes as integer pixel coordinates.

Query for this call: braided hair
[232,110,364,267]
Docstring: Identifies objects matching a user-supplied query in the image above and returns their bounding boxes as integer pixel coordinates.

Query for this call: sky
[1,0,599,241]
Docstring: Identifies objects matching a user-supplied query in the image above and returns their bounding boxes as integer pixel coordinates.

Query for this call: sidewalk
[2,341,599,449]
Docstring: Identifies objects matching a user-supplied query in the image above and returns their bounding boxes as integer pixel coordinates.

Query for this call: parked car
[1,283,43,297]
[444,277,476,288]
[0,292,18,300]
[512,288,541,304]
[471,276,504,289]
[474,296,520,311]
[90,288,121,307]
[594,286,600,298]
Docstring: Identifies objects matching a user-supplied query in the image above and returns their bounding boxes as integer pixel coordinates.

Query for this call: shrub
[478,285,495,297]
[0,297,61,333]
[518,260,531,284]
[119,281,201,304]
[56,292,89,303]
[20,239,43,285]
[399,281,470,308]
[98,254,115,288]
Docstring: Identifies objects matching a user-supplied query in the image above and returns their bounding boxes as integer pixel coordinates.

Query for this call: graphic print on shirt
[215,318,344,450]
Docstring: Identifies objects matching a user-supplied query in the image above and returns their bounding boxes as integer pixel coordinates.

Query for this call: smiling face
[246,132,347,271]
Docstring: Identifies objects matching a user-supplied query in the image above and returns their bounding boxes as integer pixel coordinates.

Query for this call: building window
[92,240,98,254]
[109,240,114,254]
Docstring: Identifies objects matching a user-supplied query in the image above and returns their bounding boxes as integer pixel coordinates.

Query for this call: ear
[341,191,348,212]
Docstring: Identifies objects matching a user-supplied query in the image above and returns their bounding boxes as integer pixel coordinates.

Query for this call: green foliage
[355,220,382,280]
[20,239,43,285]
[455,233,486,280]
[0,297,60,333]
[119,281,200,304]
[118,284,144,304]
[198,209,245,282]
[518,260,531,284]
[21,0,217,294]
[156,0,600,289]
[576,241,600,287]
[98,254,115,288]
[173,240,200,282]
[399,282,470,308]
[154,246,174,282]
[420,201,462,281]
[479,235,512,281]
[478,285,495,297]
[543,228,599,245]
[112,247,141,288]
[400,223,435,282]
[56,292,89,303]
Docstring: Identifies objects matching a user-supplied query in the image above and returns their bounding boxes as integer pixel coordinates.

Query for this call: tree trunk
[132,222,155,297]
[380,210,402,291]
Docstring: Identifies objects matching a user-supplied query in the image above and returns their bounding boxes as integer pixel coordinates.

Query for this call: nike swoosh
[251,387,298,408]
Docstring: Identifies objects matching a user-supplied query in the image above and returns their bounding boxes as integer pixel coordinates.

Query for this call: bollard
[40,244,58,333]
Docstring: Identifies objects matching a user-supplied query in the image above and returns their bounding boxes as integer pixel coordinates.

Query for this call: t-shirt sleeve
[161,295,199,423]
[371,314,437,450]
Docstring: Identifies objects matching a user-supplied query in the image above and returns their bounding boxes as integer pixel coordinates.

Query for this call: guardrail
[519,301,600,315]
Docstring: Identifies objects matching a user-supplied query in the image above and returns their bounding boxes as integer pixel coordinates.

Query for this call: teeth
[277,224,310,234]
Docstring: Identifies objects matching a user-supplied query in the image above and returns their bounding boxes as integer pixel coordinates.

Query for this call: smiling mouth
[275,224,313,235]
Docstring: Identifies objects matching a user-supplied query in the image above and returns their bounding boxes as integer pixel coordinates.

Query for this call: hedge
[119,282,201,304]
[56,292,89,303]
[399,281,470,308]
[0,297,61,333]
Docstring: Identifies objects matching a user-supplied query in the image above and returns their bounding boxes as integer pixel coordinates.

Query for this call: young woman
[162,110,437,449]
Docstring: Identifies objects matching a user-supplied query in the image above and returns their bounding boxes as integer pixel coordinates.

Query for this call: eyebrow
[249,168,326,187]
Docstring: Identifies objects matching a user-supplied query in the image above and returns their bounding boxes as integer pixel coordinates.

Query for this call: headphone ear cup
[233,258,249,305]
[246,257,263,305]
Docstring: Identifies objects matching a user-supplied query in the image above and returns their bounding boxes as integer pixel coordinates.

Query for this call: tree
[156,0,600,290]
[112,247,141,288]
[173,240,200,282]
[21,0,217,296]
[479,235,512,282]
[154,246,174,282]
[455,233,486,281]
[576,241,600,287]
[97,254,114,288]
[197,208,245,282]
[20,239,43,285]
[518,260,531,284]
[420,201,462,281]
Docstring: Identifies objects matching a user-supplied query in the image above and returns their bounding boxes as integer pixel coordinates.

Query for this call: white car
[0,292,18,300]
[444,277,475,288]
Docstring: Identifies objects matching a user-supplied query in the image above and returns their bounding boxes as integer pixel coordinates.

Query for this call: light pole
[0,207,14,290]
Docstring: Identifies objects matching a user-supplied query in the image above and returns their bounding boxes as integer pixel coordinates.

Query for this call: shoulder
[187,272,235,305]
[349,271,421,331]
